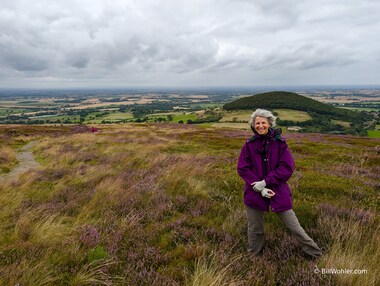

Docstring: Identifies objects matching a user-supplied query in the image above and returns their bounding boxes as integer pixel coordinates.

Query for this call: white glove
[261,188,275,198]
[252,180,266,192]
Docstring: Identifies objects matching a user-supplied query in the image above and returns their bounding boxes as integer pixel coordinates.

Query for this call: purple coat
[237,129,295,212]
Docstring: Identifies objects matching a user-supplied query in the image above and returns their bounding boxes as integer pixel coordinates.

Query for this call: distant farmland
[0,89,378,137]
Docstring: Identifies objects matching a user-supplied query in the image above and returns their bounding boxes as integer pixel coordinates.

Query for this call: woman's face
[254,116,270,135]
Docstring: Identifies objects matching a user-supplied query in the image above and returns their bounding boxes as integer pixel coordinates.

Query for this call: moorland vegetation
[0,124,379,285]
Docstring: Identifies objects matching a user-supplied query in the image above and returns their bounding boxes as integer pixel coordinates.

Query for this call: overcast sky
[0,0,379,88]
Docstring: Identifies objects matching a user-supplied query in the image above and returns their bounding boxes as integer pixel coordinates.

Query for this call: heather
[0,124,378,285]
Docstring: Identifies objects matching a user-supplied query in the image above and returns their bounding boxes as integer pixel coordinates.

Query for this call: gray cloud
[0,0,379,87]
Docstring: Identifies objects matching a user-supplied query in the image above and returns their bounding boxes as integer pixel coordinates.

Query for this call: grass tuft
[186,253,244,286]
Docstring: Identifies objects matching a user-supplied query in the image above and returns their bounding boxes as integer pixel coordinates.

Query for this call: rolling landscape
[0,88,379,137]
[2,1,380,284]
[0,88,379,285]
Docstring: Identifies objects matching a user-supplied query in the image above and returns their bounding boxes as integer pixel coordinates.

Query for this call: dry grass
[29,214,72,245]
[0,146,17,173]
[317,208,379,286]
[186,253,244,286]
[1,259,60,285]
[68,259,116,286]
[0,124,378,284]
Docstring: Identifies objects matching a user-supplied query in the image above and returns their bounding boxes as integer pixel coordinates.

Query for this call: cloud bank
[0,0,379,87]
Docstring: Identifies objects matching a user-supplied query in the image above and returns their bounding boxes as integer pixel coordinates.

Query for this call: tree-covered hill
[223,91,355,119]
[223,91,375,135]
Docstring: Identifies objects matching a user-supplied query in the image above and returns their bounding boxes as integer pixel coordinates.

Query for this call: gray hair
[248,109,277,128]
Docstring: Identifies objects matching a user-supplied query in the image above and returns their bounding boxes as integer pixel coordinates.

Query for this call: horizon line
[1,84,380,91]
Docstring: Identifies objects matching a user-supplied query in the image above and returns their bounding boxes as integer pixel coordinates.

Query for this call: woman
[237,108,322,258]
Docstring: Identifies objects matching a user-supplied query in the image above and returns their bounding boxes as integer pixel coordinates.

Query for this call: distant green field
[331,119,351,127]
[0,108,31,116]
[172,113,198,123]
[16,100,41,104]
[340,106,380,112]
[16,101,57,107]
[368,130,380,138]
[27,111,122,124]
[0,101,18,107]
[150,112,176,116]
[103,112,133,120]
[31,115,81,123]
[273,109,312,122]
[188,103,223,110]
[149,111,207,123]
[220,110,252,122]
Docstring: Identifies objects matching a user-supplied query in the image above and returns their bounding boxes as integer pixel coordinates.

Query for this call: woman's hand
[261,188,275,198]
[251,180,266,192]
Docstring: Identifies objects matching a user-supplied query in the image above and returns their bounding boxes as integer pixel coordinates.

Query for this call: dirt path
[0,141,40,182]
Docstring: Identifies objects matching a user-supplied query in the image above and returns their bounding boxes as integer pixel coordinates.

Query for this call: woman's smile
[254,116,270,135]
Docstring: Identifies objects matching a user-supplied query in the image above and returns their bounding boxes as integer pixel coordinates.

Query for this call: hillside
[0,124,379,285]
[222,91,376,135]
[223,91,356,119]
